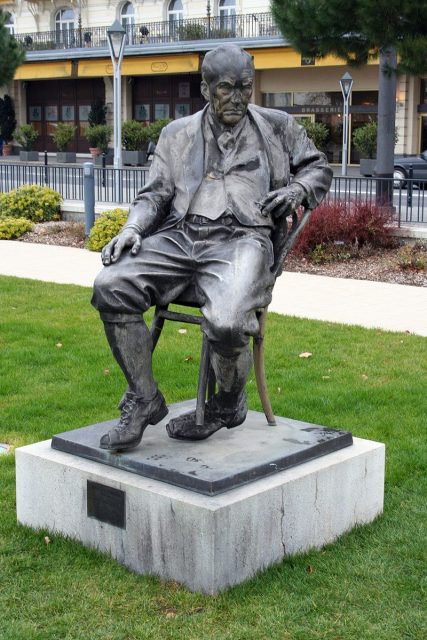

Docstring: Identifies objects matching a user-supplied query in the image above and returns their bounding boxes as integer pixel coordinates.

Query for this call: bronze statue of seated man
[91,43,332,451]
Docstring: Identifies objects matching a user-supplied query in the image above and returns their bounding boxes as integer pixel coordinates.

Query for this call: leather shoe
[100,390,168,451]
[166,391,247,441]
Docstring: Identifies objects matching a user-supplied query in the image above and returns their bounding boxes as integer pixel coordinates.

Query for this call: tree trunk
[375,47,398,206]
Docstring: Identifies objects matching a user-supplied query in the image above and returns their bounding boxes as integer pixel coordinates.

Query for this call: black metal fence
[0,161,426,224]
[15,12,278,52]
[329,175,427,226]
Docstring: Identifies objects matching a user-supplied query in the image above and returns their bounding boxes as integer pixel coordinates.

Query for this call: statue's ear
[200,81,210,102]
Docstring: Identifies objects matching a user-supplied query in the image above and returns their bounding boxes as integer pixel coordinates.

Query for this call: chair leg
[195,334,210,427]
[253,308,276,426]
[207,366,216,400]
[150,305,167,350]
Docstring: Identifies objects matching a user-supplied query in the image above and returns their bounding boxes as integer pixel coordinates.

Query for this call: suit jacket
[126,104,332,235]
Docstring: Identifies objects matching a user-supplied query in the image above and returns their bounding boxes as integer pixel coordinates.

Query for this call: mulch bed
[17,221,427,287]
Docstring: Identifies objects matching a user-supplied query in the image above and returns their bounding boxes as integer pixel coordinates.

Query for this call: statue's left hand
[259,183,306,219]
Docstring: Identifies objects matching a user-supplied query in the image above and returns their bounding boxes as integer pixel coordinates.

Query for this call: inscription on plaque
[87,480,126,529]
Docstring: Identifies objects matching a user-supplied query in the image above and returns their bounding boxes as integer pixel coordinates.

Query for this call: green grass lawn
[0,275,426,640]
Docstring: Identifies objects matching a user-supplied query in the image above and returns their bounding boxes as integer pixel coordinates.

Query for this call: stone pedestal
[15,404,385,594]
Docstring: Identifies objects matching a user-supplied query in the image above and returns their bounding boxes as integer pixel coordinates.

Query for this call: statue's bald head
[201,44,254,85]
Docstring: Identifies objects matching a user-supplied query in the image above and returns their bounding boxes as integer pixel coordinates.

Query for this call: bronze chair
[150,208,313,428]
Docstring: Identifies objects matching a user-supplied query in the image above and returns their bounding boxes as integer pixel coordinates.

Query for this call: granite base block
[16,429,385,594]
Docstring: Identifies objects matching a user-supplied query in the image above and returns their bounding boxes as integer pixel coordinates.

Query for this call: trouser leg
[102,316,157,400]
[209,343,252,407]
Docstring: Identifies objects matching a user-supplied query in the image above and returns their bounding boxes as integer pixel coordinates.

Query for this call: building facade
[1,0,426,161]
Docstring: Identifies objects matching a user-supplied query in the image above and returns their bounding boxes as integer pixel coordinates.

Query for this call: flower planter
[2,143,13,156]
[56,151,77,164]
[19,150,40,162]
[122,149,148,166]
[359,158,376,177]
[89,147,101,160]
[94,151,113,166]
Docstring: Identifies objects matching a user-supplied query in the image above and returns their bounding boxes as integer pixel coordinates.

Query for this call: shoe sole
[100,402,169,451]
[166,406,247,441]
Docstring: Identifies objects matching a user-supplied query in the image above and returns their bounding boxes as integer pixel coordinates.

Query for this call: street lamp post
[107,20,126,202]
[207,0,211,38]
[339,72,353,177]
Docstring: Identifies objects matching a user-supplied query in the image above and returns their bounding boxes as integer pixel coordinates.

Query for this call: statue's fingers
[260,190,280,207]
[131,235,142,255]
[111,239,124,263]
[263,194,286,215]
[101,241,114,265]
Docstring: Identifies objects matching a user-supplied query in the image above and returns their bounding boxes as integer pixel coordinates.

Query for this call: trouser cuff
[100,312,143,324]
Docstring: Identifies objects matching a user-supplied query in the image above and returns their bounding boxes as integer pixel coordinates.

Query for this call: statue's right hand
[101,229,142,266]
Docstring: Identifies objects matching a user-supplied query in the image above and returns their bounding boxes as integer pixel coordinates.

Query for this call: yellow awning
[249,47,378,69]
[14,61,73,80]
[78,53,200,78]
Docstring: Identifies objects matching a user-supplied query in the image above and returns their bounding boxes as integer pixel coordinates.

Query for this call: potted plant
[299,119,329,150]
[51,122,77,163]
[122,120,149,166]
[0,95,17,156]
[14,124,40,161]
[84,124,112,163]
[353,120,378,176]
[146,119,172,145]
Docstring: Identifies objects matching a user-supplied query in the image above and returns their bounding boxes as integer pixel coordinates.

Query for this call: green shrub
[0,185,62,222]
[87,208,129,252]
[146,119,172,144]
[51,123,76,151]
[85,124,112,153]
[14,124,39,151]
[396,243,427,271]
[177,23,207,40]
[300,119,329,149]
[0,216,33,239]
[122,120,149,151]
[353,120,399,159]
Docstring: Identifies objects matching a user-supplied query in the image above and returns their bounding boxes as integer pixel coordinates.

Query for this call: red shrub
[293,200,394,256]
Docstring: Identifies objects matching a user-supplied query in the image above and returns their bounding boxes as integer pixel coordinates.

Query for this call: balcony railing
[15,12,280,52]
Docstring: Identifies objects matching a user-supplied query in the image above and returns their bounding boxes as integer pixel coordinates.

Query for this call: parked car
[394,150,427,186]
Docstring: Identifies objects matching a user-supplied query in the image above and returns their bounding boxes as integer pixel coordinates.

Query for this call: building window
[121,2,135,43]
[219,0,236,33]
[168,0,183,39]
[55,8,75,47]
[5,12,15,35]
[263,93,292,108]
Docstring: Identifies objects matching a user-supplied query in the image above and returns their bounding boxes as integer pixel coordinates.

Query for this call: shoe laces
[116,395,137,431]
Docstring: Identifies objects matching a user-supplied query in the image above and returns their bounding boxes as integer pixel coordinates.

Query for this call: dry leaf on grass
[184,355,193,362]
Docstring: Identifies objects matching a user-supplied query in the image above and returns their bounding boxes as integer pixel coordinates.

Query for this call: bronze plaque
[87,480,126,529]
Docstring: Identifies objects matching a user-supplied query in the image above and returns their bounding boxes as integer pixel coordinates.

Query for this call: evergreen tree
[88,98,107,127]
[271,1,427,182]
[0,10,25,87]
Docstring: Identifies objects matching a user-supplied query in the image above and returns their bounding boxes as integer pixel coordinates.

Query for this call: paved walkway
[1,240,426,337]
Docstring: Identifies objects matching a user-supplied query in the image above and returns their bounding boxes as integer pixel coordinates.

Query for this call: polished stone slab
[51,400,353,496]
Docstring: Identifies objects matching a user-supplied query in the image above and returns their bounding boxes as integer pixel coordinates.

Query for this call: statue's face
[202,61,253,126]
